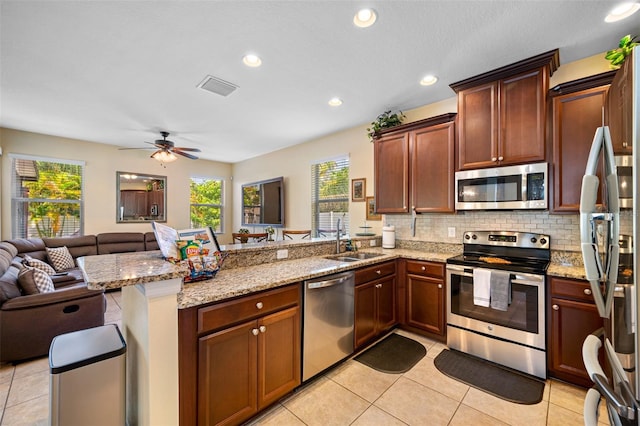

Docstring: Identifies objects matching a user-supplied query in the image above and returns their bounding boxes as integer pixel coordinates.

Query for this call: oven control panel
[463,231,550,249]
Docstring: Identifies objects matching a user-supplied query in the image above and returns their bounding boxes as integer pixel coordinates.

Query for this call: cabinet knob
[256,302,264,310]
[488,325,493,331]
[584,288,592,295]
[421,266,426,271]
[376,270,381,275]
[252,328,259,336]
[492,157,497,162]
[498,156,504,161]
[623,141,628,147]
[438,284,442,289]
[552,304,559,311]
[259,325,267,333]
[377,283,383,289]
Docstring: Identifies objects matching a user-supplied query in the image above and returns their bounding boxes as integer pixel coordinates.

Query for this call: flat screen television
[241,176,284,226]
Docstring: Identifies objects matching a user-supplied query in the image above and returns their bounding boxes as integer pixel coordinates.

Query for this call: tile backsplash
[383,210,633,252]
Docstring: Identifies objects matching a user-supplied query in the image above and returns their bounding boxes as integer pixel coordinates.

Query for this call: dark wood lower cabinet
[180,284,300,426]
[548,277,604,388]
[402,260,446,341]
[354,262,397,349]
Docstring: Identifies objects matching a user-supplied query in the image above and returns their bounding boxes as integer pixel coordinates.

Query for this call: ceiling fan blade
[174,150,199,160]
[173,147,202,152]
[118,147,155,150]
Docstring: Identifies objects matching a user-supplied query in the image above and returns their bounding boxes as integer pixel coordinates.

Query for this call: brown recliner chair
[0,241,106,363]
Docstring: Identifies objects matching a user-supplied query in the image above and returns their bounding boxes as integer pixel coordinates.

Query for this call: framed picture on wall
[366,196,381,220]
[351,178,366,202]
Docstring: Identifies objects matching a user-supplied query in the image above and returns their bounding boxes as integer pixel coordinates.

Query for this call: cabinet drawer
[355,261,396,284]
[406,260,444,278]
[198,284,300,334]
[550,277,596,303]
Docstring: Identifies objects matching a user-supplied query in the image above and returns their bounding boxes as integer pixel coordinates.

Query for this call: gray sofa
[0,231,158,362]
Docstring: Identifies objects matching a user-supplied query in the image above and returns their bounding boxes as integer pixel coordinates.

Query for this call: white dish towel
[473,268,491,307]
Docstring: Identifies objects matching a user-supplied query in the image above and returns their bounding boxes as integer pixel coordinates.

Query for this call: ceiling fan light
[152,150,178,163]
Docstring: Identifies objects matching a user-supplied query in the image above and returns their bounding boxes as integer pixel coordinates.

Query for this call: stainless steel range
[446,230,550,378]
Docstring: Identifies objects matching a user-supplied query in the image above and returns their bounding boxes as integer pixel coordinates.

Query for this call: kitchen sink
[324,252,384,262]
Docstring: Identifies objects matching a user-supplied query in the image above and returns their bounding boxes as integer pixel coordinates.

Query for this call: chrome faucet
[336,218,341,254]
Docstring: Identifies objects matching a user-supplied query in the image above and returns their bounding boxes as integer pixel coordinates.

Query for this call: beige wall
[0,128,233,241]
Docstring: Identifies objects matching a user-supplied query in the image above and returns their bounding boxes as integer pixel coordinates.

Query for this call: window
[311,156,350,237]
[190,177,224,233]
[11,154,84,238]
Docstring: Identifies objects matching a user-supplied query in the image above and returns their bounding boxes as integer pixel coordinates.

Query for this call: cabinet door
[411,122,455,212]
[374,132,410,213]
[406,274,445,336]
[376,276,397,333]
[354,281,377,348]
[257,306,301,409]
[551,86,609,212]
[457,81,498,170]
[608,54,633,154]
[198,321,258,426]
[500,68,546,165]
[120,191,137,217]
[549,297,603,387]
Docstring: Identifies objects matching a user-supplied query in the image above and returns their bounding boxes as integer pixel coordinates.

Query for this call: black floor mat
[354,333,426,374]
[434,349,545,405]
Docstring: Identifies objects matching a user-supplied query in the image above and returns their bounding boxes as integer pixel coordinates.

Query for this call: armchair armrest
[1,285,104,310]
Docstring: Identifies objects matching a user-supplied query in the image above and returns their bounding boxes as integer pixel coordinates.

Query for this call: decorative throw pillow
[18,266,55,294]
[22,254,56,275]
[46,246,75,272]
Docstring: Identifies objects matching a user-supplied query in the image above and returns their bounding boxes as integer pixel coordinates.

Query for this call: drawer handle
[376,270,381,275]
[259,325,267,333]
[552,304,559,311]
[438,284,442,289]
[584,288,592,295]
[256,302,264,310]
[252,328,259,336]
[421,266,426,271]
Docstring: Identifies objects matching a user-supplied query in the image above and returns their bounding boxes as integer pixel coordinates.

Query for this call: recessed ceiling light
[242,54,262,67]
[605,2,640,22]
[328,97,343,107]
[420,75,438,86]
[353,8,377,28]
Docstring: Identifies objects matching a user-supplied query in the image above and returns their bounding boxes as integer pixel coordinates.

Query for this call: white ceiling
[1,1,638,163]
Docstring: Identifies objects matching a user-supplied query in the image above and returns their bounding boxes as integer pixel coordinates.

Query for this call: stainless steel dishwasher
[303,271,355,381]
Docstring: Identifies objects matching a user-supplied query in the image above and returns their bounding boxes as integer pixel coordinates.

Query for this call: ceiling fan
[121,131,201,162]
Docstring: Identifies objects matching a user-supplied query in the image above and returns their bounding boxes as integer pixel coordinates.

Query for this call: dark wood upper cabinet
[374,132,410,213]
[549,71,615,213]
[451,49,559,170]
[374,114,456,214]
[607,49,634,155]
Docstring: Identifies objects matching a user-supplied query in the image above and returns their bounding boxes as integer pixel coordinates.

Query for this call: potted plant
[238,228,250,243]
[605,34,638,68]
[367,110,406,141]
[265,226,275,241]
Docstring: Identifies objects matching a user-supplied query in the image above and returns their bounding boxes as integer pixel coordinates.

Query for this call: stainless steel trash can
[49,324,126,426]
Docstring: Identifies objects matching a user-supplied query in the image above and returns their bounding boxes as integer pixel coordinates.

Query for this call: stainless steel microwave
[455,162,548,210]
[615,155,632,209]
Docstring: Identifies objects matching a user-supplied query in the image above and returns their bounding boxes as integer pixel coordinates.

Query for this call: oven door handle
[511,278,543,286]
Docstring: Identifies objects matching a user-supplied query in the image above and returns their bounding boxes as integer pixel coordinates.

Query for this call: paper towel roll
[382,226,395,248]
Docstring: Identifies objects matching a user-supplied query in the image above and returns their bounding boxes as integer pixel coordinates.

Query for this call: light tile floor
[0,290,608,425]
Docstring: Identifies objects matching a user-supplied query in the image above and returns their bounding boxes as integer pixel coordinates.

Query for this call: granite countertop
[79,245,588,309]
[177,247,454,309]
[78,250,189,290]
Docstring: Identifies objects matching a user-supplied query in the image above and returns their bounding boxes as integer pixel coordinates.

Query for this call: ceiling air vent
[197,75,238,97]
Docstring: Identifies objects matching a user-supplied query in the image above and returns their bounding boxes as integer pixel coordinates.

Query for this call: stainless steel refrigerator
[581,46,639,425]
